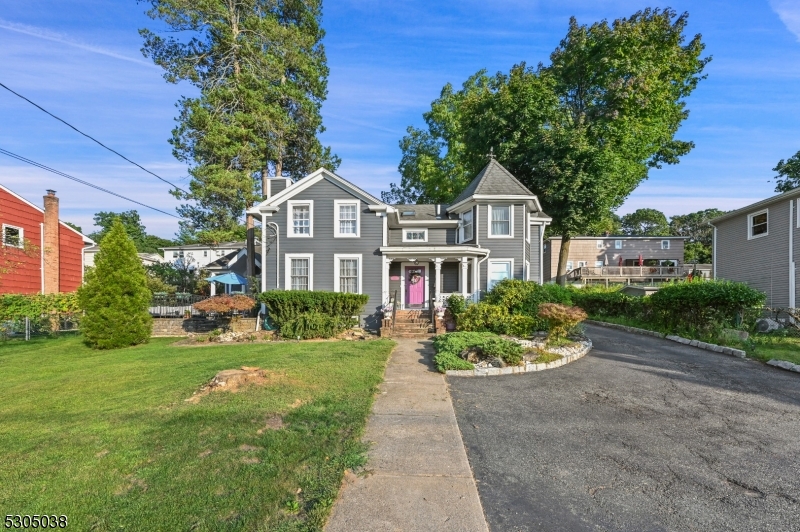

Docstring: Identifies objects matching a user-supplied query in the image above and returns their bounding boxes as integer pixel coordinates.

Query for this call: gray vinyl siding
[388,227,455,246]
[477,203,526,292]
[529,225,541,282]
[263,177,384,328]
[715,199,792,307]
[442,263,459,293]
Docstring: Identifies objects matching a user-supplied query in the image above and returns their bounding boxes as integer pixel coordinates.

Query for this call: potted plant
[434,303,445,319]
[382,302,394,319]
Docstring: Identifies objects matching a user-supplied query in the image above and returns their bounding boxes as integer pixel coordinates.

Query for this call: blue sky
[1,0,799,238]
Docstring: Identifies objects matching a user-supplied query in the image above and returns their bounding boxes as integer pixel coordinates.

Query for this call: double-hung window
[489,205,512,237]
[748,209,768,239]
[615,240,623,249]
[2,224,22,248]
[288,200,313,237]
[286,254,313,290]
[335,200,359,237]
[596,240,604,249]
[334,254,361,294]
[661,240,670,250]
[461,209,474,242]
[403,229,427,242]
[488,259,513,290]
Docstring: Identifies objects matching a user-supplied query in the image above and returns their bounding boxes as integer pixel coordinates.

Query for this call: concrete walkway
[326,339,489,532]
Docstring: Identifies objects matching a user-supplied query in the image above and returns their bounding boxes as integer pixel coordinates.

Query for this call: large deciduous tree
[773,150,800,193]
[668,208,725,264]
[620,208,670,236]
[88,210,174,254]
[140,0,339,243]
[387,8,709,284]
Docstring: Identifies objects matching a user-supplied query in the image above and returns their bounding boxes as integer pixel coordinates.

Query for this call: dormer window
[489,205,513,237]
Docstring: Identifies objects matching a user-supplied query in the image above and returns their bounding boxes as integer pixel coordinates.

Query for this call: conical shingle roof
[450,159,535,206]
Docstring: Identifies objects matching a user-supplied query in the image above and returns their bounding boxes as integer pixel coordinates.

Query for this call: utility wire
[0,148,179,218]
[0,81,189,195]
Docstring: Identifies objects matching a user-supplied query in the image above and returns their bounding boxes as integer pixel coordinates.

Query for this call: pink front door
[405,266,425,306]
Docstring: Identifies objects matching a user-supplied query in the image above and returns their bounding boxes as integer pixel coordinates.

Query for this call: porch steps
[380,309,435,338]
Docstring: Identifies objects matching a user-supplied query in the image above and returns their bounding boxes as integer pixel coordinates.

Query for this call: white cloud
[771,0,800,41]
[0,18,155,67]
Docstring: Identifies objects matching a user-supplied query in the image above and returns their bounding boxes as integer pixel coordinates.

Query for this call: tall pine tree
[79,219,152,349]
[140,0,339,243]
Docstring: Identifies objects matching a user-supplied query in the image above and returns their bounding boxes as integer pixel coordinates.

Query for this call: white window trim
[287,200,314,238]
[747,208,769,240]
[577,261,588,268]
[402,228,428,243]
[595,261,604,268]
[285,253,314,290]
[333,254,362,294]
[334,200,360,238]
[487,205,514,238]
[661,240,670,250]
[596,240,604,249]
[615,240,622,249]
[459,209,474,243]
[487,258,515,290]
[566,261,574,271]
[2,224,24,248]
[796,199,800,229]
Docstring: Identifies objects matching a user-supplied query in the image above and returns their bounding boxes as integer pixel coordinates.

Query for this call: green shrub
[258,291,369,332]
[0,293,82,334]
[571,286,639,317]
[537,303,588,343]
[432,331,524,372]
[280,311,355,340]
[446,294,466,320]
[484,279,573,315]
[505,314,538,338]
[78,219,152,348]
[649,280,765,334]
[456,303,508,333]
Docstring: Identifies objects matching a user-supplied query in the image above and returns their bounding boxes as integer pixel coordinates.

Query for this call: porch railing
[568,266,687,280]
[435,292,481,306]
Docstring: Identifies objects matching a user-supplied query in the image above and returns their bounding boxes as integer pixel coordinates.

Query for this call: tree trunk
[556,235,572,286]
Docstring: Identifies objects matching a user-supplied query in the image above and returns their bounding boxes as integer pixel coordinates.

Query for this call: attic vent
[401,210,416,216]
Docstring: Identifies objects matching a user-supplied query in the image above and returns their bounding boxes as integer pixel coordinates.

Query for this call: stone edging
[766,359,800,373]
[445,340,592,377]
[584,319,750,358]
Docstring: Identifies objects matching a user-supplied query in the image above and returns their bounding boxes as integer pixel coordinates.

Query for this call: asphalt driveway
[448,324,800,532]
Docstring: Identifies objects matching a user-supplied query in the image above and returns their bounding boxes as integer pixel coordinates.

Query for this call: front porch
[380,247,488,310]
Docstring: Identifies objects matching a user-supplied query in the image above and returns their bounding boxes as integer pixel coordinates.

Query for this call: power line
[0,81,189,195]
[0,148,179,218]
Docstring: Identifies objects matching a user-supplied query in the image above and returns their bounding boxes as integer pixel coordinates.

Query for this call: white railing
[572,266,686,279]
[436,292,481,305]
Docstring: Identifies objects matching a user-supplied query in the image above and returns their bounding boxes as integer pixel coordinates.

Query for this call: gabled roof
[709,187,800,225]
[449,159,536,206]
[248,168,386,214]
[0,184,94,244]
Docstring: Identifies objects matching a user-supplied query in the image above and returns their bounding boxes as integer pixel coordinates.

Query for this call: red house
[1,185,93,294]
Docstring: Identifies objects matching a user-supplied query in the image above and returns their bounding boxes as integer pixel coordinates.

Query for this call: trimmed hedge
[258,290,369,338]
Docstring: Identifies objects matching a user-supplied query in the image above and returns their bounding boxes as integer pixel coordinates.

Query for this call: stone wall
[151,317,259,337]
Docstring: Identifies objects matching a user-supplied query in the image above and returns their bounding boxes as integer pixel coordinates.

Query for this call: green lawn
[0,336,394,531]
[751,336,800,365]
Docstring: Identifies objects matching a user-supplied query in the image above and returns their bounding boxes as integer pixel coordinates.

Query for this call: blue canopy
[205,272,248,285]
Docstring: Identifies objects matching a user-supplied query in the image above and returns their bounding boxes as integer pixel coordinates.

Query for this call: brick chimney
[43,189,60,294]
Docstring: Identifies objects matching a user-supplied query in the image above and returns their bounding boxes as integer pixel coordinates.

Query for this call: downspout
[260,215,267,293]
[540,222,547,284]
[40,222,44,293]
[522,205,526,281]
[267,221,279,290]
[712,225,717,280]
[476,249,491,299]
[790,200,795,308]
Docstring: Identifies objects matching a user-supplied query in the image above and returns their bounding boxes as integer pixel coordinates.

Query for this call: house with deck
[544,236,698,285]
[710,188,800,307]
[247,159,551,331]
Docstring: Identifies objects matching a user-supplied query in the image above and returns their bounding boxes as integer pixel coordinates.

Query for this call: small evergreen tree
[79,219,152,348]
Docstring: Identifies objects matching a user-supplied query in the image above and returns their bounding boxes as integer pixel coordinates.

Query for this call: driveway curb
[584,319,748,358]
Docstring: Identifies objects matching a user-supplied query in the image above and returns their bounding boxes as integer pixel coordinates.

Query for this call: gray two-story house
[247,159,551,329]
[711,188,800,307]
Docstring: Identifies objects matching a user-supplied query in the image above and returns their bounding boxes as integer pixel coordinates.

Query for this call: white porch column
[460,257,469,297]
[382,257,391,304]
[434,258,443,303]
[260,214,267,293]
[210,282,216,296]
[472,256,479,296]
